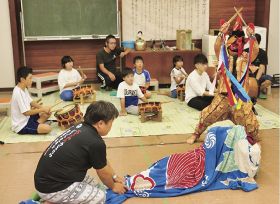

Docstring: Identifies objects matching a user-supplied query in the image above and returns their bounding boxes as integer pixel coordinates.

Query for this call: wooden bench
[29,72,59,97]
[0,97,11,116]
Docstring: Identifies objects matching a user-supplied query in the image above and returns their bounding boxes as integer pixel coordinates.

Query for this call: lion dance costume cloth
[193,17,260,145]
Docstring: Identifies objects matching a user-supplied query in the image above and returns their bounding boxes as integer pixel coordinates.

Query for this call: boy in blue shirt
[117,68,147,116]
[133,56,152,98]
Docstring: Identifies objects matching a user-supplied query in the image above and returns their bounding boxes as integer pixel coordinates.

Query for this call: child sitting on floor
[133,56,152,99]
[185,54,215,111]
[117,68,147,116]
[58,56,87,101]
[170,55,188,98]
[11,66,51,135]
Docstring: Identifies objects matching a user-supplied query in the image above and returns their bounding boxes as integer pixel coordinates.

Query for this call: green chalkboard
[21,0,118,39]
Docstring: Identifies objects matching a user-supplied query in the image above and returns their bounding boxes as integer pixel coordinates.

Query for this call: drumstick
[227,7,243,24]
[50,99,63,110]
[218,8,243,37]
[34,98,42,103]
[179,68,188,77]
[234,7,247,26]
[50,108,63,113]
[78,66,85,78]
[35,98,43,105]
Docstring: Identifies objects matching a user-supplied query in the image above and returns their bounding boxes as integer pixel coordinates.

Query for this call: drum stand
[140,111,162,123]
[73,84,96,104]
[138,102,163,123]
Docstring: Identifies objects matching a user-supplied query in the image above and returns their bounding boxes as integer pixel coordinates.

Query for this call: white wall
[0,0,15,88]
[267,0,280,75]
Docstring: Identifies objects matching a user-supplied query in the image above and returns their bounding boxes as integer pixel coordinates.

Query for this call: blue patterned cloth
[19,200,39,204]
[106,125,260,204]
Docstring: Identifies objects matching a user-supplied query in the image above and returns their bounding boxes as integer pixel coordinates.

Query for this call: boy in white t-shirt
[58,56,87,101]
[11,66,52,134]
[185,54,215,111]
[133,56,152,99]
[170,55,188,98]
[117,68,147,116]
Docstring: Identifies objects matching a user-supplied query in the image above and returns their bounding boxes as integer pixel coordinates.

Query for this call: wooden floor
[0,89,279,204]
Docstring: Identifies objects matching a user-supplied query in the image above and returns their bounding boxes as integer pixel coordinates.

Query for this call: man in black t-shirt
[34,101,127,203]
[96,34,131,90]
[245,33,272,98]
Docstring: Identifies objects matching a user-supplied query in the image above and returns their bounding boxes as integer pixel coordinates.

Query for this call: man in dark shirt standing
[34,101,127,204]
[96,34,131,90]
[246,33,272,98]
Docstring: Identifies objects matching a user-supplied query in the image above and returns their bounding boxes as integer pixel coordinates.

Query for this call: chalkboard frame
[20,0,120,41]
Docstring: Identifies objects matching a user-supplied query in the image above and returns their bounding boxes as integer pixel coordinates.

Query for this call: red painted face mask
[229,36,245,56]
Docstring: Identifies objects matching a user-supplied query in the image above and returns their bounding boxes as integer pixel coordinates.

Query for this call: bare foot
[186,134,197,144]
[260,80,271,92]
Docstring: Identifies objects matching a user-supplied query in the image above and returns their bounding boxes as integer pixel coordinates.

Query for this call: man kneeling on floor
[34,101,127,204]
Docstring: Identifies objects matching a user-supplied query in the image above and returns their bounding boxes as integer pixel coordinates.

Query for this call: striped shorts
[37,176,106,204]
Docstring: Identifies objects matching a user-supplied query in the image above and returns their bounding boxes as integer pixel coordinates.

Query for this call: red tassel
[233,16,243,31]
[220,64,235,106]
[237,37,244,57]
[220,19,226,26]
[248,23,255,32]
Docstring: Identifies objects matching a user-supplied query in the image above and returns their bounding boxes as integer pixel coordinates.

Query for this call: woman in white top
[185,54,214,111]
[170,55,188,98]
[58,56,86,101]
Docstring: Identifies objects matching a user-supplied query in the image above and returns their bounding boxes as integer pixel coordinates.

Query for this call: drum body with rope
[72,85,94,99]
[54,104,83,130]
[176,84,185,101]
[72,84,95,104]
[138,102,162,123]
